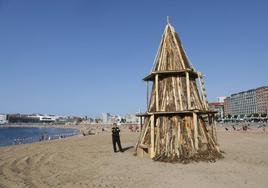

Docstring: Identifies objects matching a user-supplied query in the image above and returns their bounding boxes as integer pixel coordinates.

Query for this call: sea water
[0,127,79,147]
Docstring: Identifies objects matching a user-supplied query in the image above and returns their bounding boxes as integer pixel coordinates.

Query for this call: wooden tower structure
[135,19,223,163]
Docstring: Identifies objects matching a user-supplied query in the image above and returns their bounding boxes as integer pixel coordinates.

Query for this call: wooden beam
[186,72,191,109]
[213,115,218,144]
[155,74,159,111]
[143,69,198,81]
[177,77,183,110]
[146,81,149,111]
[139,116,143,132]
[193,112,199,151]
[172,77,178,111]
[136,110,217,117]
[150,115,155,158]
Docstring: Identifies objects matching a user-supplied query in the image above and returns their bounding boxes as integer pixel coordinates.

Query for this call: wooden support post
[146,81,149,111]
[155,74,159,111]
[177,77,183,110]
[186,72,191,109]
[150,115,155,158]
[193,112,199,151]
[140,116,143,132]
[212,114,218,144]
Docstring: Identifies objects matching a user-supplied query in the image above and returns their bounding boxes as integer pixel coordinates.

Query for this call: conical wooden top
[145,22,205,112]
[152,22,192,72]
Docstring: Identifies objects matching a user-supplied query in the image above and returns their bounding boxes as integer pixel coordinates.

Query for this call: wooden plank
[143,69,198,81]
[155,74,159,111]
[150,115,155,158]
[186,72,191,109]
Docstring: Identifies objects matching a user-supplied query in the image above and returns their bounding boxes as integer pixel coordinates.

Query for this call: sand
[0,130,268,188]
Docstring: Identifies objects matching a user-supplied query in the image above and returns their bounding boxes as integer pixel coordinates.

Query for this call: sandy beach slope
[0,130,268,188]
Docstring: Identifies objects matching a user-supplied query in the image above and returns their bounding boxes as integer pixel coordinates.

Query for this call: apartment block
[256,86,268,114]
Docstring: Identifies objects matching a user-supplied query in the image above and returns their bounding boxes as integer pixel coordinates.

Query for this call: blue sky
[0,0,267,116]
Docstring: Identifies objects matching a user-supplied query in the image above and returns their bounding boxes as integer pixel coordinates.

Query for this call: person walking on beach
[112,123,123,153]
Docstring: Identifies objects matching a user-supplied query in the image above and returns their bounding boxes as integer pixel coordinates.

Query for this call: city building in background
[256,86,268,114]
[209,97,226,119]
[208,102,224,119]
[7,114,61,123]
[223,86,268,118]
[0,114,8,124]
[216,96,226,103]
[101,112,122,123]
[123,113,139,124]
[223,97,231,116]
[102,112,110,123]
[230,89,256,115]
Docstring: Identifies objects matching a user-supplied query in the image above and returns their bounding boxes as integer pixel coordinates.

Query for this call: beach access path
[0,130,268,188]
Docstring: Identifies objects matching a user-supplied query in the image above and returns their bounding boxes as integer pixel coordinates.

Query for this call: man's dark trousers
[112,135,123,152]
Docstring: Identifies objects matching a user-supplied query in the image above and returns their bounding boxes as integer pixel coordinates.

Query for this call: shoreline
[1,124,81,130]
[0,123,140,148]
[0,126,80,148]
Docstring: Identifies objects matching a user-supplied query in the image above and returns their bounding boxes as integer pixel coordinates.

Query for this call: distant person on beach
[242,125,248,131]
[112,123,123,153]
[232,125,236,130]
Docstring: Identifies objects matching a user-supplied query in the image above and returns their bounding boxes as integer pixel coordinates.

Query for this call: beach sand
[0,130,268,188]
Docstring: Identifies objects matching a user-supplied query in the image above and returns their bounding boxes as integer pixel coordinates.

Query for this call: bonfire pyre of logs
[135,19,223,163]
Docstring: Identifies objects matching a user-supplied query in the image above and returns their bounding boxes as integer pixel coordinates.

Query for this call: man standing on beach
[112,123,123,153]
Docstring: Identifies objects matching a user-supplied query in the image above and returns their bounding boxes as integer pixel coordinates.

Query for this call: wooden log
[198,74,208,110]
[160,78,167,111]
[169,24,186,69]
[151,30,165,72]
[186,116,195,154]
[199,117,220,153]
[156,25,168,71]
[155,74,159,111]
[174,116,180,158]
[186,72,191,109]
[198,118,206,143]
[193,112,199,151]
[191,81,203,109]
[177,77,183,110]
[155,118,161,155]
[146,81,149,111]
[140,116,143,132]
[172,77,178,111]
[140,118,150,145]
[212,115,218,144]
[148,83,155,111]
[150,115,155,158]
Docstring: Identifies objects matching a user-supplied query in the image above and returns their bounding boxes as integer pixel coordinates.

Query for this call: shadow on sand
[122,146,134,152]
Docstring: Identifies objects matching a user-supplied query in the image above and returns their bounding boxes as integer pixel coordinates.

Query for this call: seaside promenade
[0,129,268,188]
